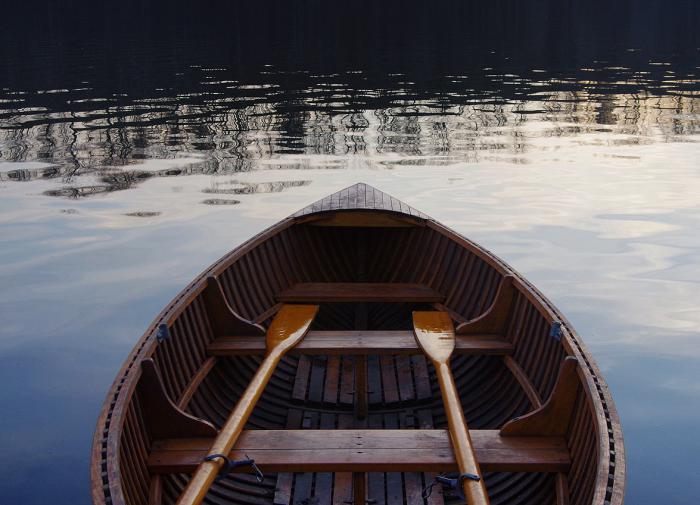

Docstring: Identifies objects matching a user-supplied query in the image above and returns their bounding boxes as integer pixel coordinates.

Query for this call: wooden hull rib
[91,183,625,505]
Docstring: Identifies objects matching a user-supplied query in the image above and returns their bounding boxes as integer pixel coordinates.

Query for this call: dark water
[1,1,699,503]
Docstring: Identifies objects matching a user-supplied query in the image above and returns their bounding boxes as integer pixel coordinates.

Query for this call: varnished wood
[456,275,516,335]
[175,304,318,505]
[413,312,456,362]
[278,283,444,303]
[503,356,543,409]
[148,476,162,505]
[432,302,469,324]
[265,305,319,351]
[253,302,283,324]
[412,311,490,505]
[148,429,570,474]
[353,473,366,505]
[208,331,514,356]
[297,210,422,227]
[352,298,369,420]
[93,183,624,505]
[137,359,217,439]
[501,357,579,437]
[556,473,570,505]
[292,182,430,220]
[273,409,302,505]
[202,276,265,337]
[355,355,368,419]
[176,357,217,410]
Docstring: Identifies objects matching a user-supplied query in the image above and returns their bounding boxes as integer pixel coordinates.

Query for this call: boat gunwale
[428,219,626,505]
[91,195,625,505]
[90,215,298,505]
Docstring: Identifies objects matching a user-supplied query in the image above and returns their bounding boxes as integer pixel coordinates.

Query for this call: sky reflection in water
[1,4,700,503]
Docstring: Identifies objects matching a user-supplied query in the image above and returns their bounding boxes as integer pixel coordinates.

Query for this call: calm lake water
[1,2,699,503]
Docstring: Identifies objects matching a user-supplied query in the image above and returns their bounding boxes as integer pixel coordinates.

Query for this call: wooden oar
[412,311,490,505]
[176,304,319,505]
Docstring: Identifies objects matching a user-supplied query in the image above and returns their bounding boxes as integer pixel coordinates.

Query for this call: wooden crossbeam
[208,331,513,356]
[277,283,444,303]
[148,429,570,474]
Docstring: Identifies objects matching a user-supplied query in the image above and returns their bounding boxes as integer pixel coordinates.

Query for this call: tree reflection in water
[0,0,698,198]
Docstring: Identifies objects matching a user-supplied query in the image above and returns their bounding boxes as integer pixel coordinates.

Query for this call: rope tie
[422,472,481,501]
[203,453,264,482]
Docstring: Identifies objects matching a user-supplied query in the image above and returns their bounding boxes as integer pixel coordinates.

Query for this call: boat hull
[91,183,624,505]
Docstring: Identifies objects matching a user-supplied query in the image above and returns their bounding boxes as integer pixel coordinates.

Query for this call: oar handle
[176,352,281,505]
[434,363,490,505]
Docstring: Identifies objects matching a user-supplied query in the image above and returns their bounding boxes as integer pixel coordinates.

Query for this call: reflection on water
[1,1,700,504]
[1,71,699,199]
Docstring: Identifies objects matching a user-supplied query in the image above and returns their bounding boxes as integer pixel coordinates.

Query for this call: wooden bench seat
[277,283,444,303]
[208,331,513,356]
[273,409,445,505]
[148,429,569,474]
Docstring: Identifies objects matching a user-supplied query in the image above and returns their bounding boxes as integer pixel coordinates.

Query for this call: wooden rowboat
[91,183,625,505]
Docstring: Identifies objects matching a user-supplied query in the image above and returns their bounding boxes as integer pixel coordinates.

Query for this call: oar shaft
[176,349,283,505]
[434,362,490,505]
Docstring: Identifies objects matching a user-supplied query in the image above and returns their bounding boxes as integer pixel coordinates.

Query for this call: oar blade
[412,311,456,364]
[266,304,319,352]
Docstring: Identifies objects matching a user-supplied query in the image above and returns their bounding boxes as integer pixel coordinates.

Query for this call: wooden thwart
[208,331,513,356]
[148,429,570,474]
[278,282,444,303]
